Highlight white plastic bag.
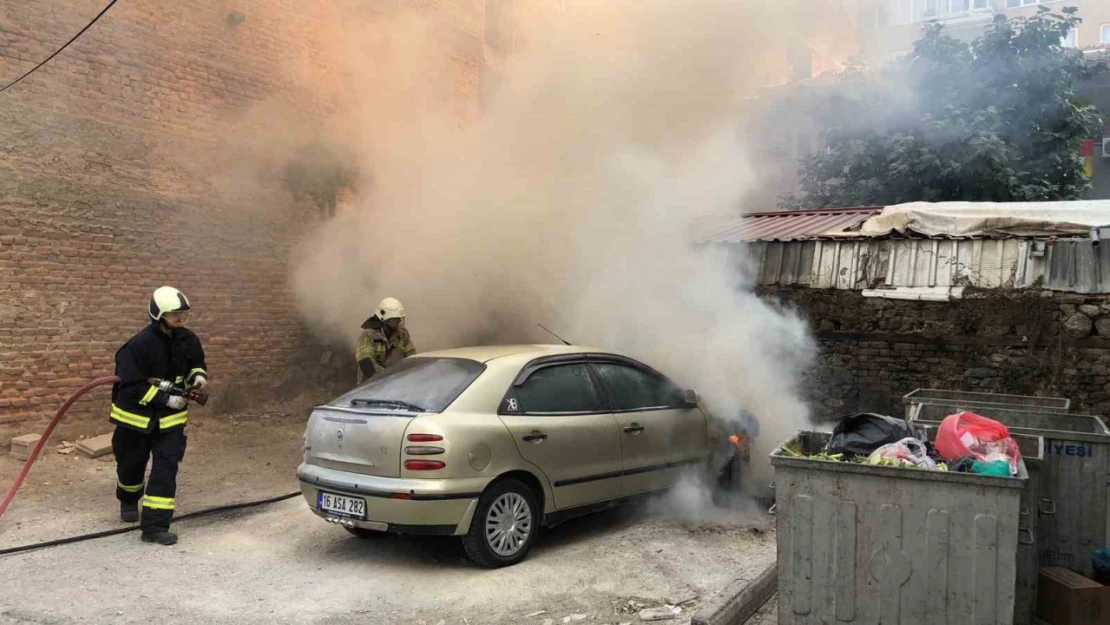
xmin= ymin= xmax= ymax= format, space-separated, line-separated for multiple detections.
xmin=867 ymin=437 xmax=937 ymax=469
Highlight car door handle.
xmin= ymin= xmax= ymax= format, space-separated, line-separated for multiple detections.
xmin=623 ymin=423 xmax=645 ymax=434
xmin=522 ymin=431 xmax=547 ymax=443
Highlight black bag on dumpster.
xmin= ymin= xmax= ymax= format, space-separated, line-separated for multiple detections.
xmin=948 ymin=455 xmax=977 ymax=473
xmin=1094 ymin=548 xmax=1110 ymax=585
xmin=826 ymin=413 xmax=925 ymax=457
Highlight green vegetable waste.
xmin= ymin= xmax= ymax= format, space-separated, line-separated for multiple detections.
xmin=778 ymin=439 xmax=948 ymax=472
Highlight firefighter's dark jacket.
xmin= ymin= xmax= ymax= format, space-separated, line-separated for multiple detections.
xmin=110 ymin=322 xmax=207 ymax=433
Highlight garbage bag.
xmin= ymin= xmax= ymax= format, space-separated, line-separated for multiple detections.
xmin=949 ymin=455 xmax=977 ymax=473
xmin=1093 ymin=548 xmax=1110 ymax=585
xmin=867 ymin=437 xmax=937 ymax=469
xmin=926 ymin=441 xmax=946 ymax=464
xmin=971 ymin=460 xmax=1011 ymax=476
xmin=935 ymin=411 xmax=1020 ymax=475
xmin=827 ymin=413 xmax=924 ymax=457
xmin=1094 ymin=547 xmax=1110 ymax=572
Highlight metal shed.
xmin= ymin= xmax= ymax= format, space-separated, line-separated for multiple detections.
xmin=708 ymin=207 xmax=1110 ymax=295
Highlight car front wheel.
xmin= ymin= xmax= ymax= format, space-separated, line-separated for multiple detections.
xmin=462 ymin=479 xmax=539 ymax=568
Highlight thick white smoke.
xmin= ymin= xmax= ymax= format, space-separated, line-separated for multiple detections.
xmin=291 ymin=0 xmax=845 ymax=489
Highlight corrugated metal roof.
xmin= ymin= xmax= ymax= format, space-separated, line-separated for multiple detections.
xmin=700 ymin=207 xmax=882 ymax=243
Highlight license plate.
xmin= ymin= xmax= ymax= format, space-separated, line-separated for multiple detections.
xmin=317 ymin=491 xmax=366 ymax=519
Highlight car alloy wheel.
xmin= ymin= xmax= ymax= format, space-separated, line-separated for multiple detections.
xmin=485 ymin=492 xmax=532 ymax=557
xmin=462 ymin=479 xmax=540 ymax=568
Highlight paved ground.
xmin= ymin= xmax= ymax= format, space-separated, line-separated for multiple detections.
xmin=1 ymin=410 xmax=776 ymax=625
xmin=745 ymin=596 xmax=777 ymax=625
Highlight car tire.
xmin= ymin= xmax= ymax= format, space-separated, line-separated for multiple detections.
xmin=344 ymin=526 xmax=385 ymax=539
xmin=462 ymin=479 xmax=539 ymax=569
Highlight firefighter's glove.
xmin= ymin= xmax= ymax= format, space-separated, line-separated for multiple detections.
xmin=157 ymin=379 xmax=175 ymax=392
xmin=192 ymin=375 xmax=209 ymax=392
xmin=165 ymin=395 xmax=188 ymax=410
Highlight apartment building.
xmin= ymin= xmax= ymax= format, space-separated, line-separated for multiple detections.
xmin=852 ymin=0 xmax=1110 ymax=60
xmin=745 ymin=0 xmax=1110 ymax=207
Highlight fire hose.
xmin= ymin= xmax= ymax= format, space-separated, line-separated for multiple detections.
xmin=0 ymin=375 xmax=299 ymax=557
xmin=0 ymin=376 xmax=120 ymax=521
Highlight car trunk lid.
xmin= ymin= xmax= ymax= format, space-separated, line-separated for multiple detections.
xmin=304 ymin=407 xmax=415 ymax=478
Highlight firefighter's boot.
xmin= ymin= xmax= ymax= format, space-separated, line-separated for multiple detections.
xmin=120 ymin=502 xmax=139 ymax=523
xmin=141 ymin=531 xmax=178 ymax=546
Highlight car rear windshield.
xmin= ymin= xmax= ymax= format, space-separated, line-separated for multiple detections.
xmin=331 ymin=357 xmax=486 ymax=413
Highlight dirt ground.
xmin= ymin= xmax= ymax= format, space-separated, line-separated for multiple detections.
xmin=0 ymin=405 xmax=776 ymax=625
xmin=0 ymin=402 xmax=315 ymax=548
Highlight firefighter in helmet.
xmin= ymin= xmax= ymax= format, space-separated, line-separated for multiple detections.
xmin=110 ymin=286 xmax=208 ymax=545
xmin=356 ymin=297 xmax=416 ymax=384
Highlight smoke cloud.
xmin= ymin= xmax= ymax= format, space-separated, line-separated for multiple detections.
xmin=291 ymin=0 xmax=855 ymax=486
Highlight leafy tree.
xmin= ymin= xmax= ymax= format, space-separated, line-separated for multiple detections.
xmin=781 ymin=7 xmax=1105 ymax=209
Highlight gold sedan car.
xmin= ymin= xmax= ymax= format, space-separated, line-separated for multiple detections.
xmin=298 ymin=345 xmax=713 ymax=568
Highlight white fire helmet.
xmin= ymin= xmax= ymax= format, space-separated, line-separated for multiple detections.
xmin=377 ymin=297 xmax=406 ymax=321
xmin=149 ymin=286 xmax=191 ymax=321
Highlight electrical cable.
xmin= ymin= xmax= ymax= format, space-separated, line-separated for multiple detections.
xmin=0 ymin=0 xmax=121 ymax=95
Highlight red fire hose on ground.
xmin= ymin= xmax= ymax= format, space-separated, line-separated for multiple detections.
xmin=0 ymin=376 xmax=120 ymax=521
xmin=0 ymin=376 xmax=299 ymax=556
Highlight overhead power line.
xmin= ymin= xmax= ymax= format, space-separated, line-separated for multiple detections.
xmin=0 ymin=0 xmax=121 ymax=95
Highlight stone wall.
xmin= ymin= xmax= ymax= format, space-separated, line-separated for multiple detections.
xmin=762 ymin=286 xmax=1110 ymax=420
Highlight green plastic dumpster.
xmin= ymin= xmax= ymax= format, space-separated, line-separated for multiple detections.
xmin=773 ymin=431 xmax=1028 ymax=625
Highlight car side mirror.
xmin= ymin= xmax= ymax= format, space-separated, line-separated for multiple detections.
xmin=684 ymin=389 xmax=701 ymax=407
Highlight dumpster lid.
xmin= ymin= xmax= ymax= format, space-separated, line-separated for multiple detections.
xmin=904 ymin=388 xmax=1071 ymax=411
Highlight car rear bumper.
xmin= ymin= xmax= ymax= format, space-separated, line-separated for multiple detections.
xmin=297 ymin=462 xmax=489 ymax=536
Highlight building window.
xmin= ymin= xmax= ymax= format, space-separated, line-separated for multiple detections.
xmin=875 ymin=3 xmax=891 ymax=27
xmin=1005 ymin=0 xmax=1059 ymax=7
xmin=794 ymin=131 xmax=813 ymax=160
xmin=944 ymin=0 xmax=989 ymax=11
xmin=891 ymin=0 xmax=911 ymax=24
xmin=1062 ymin=28 xmax=1078 ymax=49
xmin=485 ymin=0 xmax=513 ymax=57
xmin=891 ymin=0 xmax=989 ymax=25
xmin=1101 ymin=24 xmax=1110 ymax=45
xmin=480 ymin=67 xmax=504 ymax=112
xmin=788 ymin=45 xmax=813 ymax=81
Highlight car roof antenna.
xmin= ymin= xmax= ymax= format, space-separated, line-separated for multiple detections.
xmin=537 ymin=323 xmax=572 ymax=346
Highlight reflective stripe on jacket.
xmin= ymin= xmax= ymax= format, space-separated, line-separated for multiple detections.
xmin=110 ymin=322 xmax=207 ymax=433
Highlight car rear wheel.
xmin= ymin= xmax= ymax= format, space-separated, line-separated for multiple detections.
xmin=344 ymin=526 xmax=385 ymax=539
xmin=462 ymin=479 xmax=538 ymax=568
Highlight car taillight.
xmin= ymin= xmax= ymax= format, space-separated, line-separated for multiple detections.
xmin=404 ymin=459 xmax=446 ymax=471
xmin=407 ymin=433 xmax=443 ymax=442
xmin=405 ymin=446 xmax=445 ymax=456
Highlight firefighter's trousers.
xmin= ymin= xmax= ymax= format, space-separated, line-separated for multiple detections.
xmin=113 ymin=425 xmax=187 ymax=534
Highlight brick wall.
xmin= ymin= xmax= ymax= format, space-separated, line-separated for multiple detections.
xmin=763 ymin=286 xmax=1110 ymax=421
xmin=0 ymin=0 xmax=485 ymax=431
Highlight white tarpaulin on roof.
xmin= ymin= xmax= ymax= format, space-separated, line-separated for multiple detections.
xmin=851 ymin=201 xmax=1110 ymax=238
